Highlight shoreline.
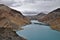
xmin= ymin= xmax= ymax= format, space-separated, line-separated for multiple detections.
xmin=0 ymin=28 xmax=27 ymax=40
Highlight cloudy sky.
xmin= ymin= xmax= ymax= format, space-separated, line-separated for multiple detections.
xmin=0 ymin=0 xmax=60 ymax=15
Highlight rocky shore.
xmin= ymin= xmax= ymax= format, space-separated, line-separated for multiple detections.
xmin=0 ymin=4 xmax=31 ymax=40
xmin=0 ymin=28 xmax=26 ymax=40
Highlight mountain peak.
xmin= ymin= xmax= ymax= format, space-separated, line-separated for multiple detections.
xmin=0 ymin=4 xmax=6 ymax=6
xmin=52 ymin=8 xmax=60 ymax=12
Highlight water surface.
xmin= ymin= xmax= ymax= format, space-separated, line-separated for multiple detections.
xmin=16 ymin=20 xmax=60 ymax=40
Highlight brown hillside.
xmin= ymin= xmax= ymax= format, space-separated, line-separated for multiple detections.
xmin=38 ymin=8 xmax=60 ymax=31
xmin=0 ymin=4 xmax=31 ymax=40
xmin=0 ymin=4 xmax=31 ymax=31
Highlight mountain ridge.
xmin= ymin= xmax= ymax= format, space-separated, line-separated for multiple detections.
xmin=38 ymin=8 xmax=60 ymax=31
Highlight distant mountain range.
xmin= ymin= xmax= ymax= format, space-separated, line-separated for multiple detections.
xmin=23 ymin=11 xmax=38 ymax=16
xmin=26 ymin=12 xmax=47 ymax=20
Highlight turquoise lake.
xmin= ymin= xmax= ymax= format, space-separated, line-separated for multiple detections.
xmin=16 ymin=20 xmax=60 ymax=40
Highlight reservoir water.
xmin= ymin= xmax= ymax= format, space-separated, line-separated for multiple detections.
xmin=16 ymin=20 xmax=60 ymax=40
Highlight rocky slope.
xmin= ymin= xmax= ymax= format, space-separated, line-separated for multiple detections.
xmin=0 ymin=4 xmax=31 ymax=40
xmin=38 ymin=8 xmax=60 ymax=31
xmin=0 ymin=4 xmax=31 ymax=31
xmin=0 ymin=28 xmax=26 ymax=40
xmin=36 ymin=12 xmax=47 ymax=20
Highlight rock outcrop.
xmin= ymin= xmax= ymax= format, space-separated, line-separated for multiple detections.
xmin=0 ymin=28 xmax=26 ymax=40
xmin=38 ymin=8 xmax=60 ymax=31
xmin=0 ymin=4 xmax=31 ymax=31
xmin=0 ymin=4 xmax=31 ymax=40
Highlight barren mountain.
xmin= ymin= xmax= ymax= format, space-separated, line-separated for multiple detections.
xmin=28 ymin=12 xmax=46 ymax=20
xmin=0 ymin=4 xmax=31 ymax=40
xmin=38 ymin=8 xmax=60 ymax=31
xmin=0 ymin=4 xmax=31 ymax=31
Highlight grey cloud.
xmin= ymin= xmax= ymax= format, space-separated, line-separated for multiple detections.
xmin=0 ymin=0 xmax=60 ymax=14
xmin=24 ymin=0 xmax=36 ymax=3
xmin=0 ymin=0 xmax=22 ymax=7
xmin=0 ymin=0 xmax=14 ymax=6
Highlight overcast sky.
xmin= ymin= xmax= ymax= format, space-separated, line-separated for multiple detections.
xmin=0 ymin=0 xmax=60 ymax=15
